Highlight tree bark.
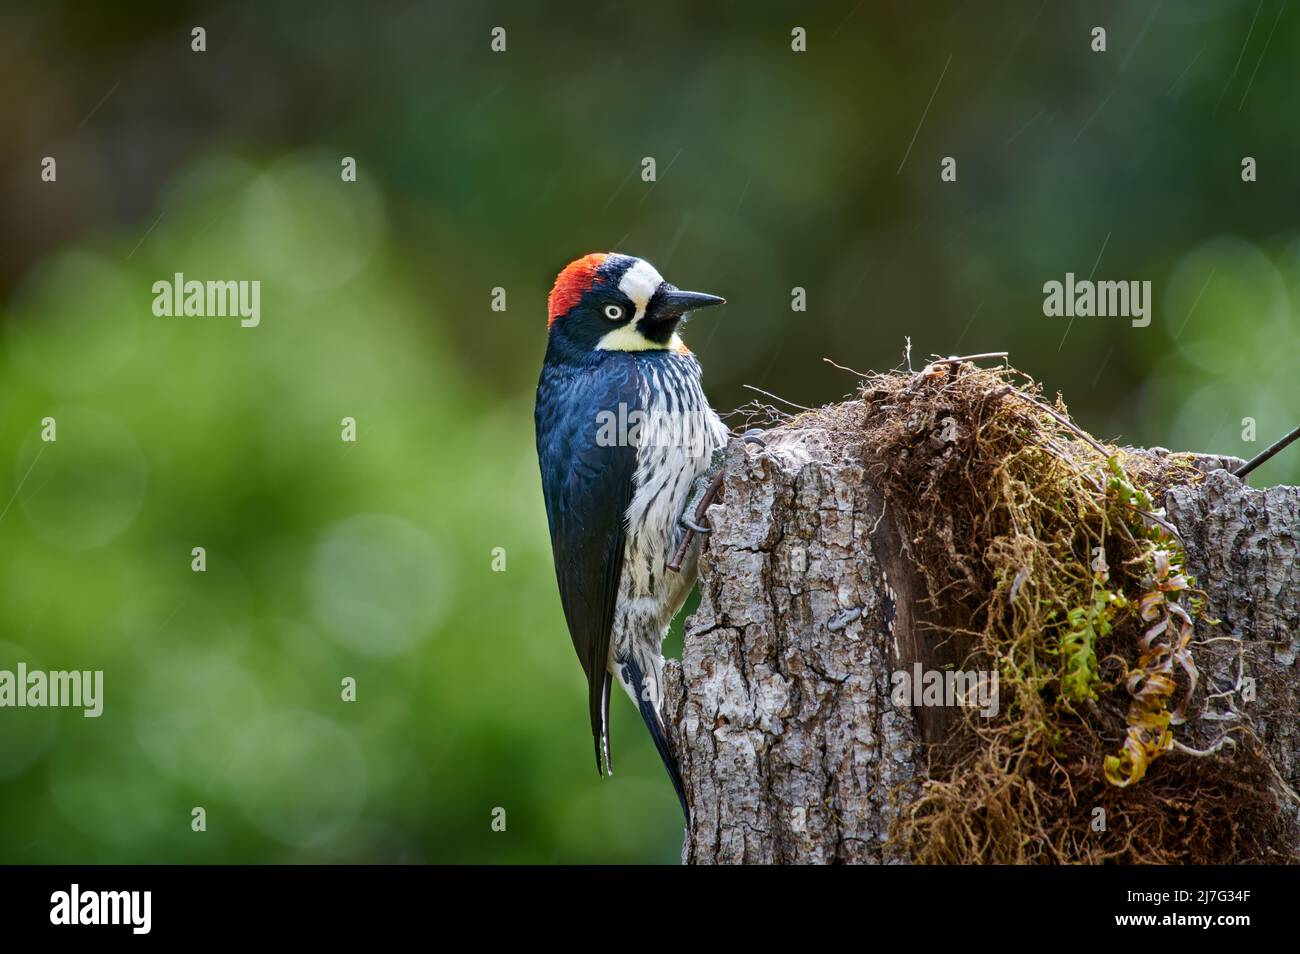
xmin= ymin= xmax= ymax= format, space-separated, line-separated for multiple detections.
xmin=665 ymin=422 xmax=1300 ymax=864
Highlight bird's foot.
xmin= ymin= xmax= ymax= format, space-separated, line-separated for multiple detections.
xmin=680 ymin=513 xmax=711 ymax=534
xmin=679 ymin=434 xmax=762 ymax=537
xmin=668 ymin=450 xmax=726 ymax=572
xmin=678 ymin=447 xmax=725 ymax=535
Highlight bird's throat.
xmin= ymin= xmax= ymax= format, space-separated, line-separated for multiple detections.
xmin=595 ymin=322 xmax=684 ymax=352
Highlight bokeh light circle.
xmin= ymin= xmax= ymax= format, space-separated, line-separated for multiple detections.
xmin=224 ymin=709 xmax=368 ymax=848
xmin=309 ymin=513 xmax=449 ymax=656
xmin=5 ymin=251 xmax=141 ymax=393
xmin=16 ymin=407 xmax=148 ymax=550
xmin=239 ymin=153 xmax=385 ymax=293
xmin=1165 ymin=237 xmax=1288 ymax=378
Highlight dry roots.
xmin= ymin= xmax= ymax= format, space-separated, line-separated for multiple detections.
xmin=797 ymin=357 xmax=1294 ymax=864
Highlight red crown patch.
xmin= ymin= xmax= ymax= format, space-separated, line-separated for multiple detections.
xmin=547 ymin=253 xmax=610 ymax=326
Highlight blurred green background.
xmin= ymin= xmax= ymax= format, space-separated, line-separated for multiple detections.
xmin=1 ymin=1 xmax=1297 ymax=863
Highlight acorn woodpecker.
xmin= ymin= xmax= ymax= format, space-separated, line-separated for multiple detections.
xmin=535 ymin=252 xmax=729 ymax=820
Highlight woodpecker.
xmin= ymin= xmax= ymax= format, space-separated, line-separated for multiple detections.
xmin=535 ymin=252 xmax=729 ymax=820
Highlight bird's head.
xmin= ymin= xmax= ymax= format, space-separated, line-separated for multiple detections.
xmin=546 ymin=253 xmax=725 ymax=354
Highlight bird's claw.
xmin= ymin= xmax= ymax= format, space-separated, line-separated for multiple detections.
xmin=668 ymin=463 xmax=726 ymax=572
xmin=741 ymin=428 xmax=767 ymax=447
xmin=680 ymin=514 xmax=710 ymax=534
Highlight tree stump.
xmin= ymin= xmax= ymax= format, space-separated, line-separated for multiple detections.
xmin=666 ymin=421 xmax=1299 ymax=864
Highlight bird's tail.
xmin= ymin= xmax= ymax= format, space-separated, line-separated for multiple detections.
xmin=591 ymin=670 xmax=612 ymax=776
xmin=624 ymin=657 xmax=691 ymax=825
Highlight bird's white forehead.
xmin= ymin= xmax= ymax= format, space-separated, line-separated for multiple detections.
xmin=617 ymin=259 xmax=664 ymax=311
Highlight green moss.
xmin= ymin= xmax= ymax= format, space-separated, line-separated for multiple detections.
xmin=818 ymin=360 xmax=1279 ymax=863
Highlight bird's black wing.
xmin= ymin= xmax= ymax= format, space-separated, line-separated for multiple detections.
xmin=535 ymin=356 xmax=641 ymax=775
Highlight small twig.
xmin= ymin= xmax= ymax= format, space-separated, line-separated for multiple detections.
xmin=723 ymin=399 xmax=789 ymax=431
xmin=741 ymin=384 xmax=812 ymax=412
xmin=1172 ymin=736 xmax=1237 ymax=757
xmin=1010 ymin=389 xmax=1112 ymax=458
xmin=869 ymin=498 xmax=888 ymax=534
xmin=1232 ymin=423 xmax=1300 ymax=480
xmin=822 ymin=356 xmax=871 ymax=378
xmin=932 ymin=351 xmax=1009 ymax=366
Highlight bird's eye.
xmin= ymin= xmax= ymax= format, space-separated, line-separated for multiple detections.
xmin=603 ymin=304 xmax=625 ymax=321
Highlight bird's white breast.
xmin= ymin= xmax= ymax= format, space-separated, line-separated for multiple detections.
xmin=621 ymin=357 xmax=727 ymax=610
xmin=609 ymin=353 xmax=726 ymax=713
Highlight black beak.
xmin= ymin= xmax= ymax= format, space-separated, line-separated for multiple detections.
xmin=648 ymin=287 xmax=726 ymax=321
